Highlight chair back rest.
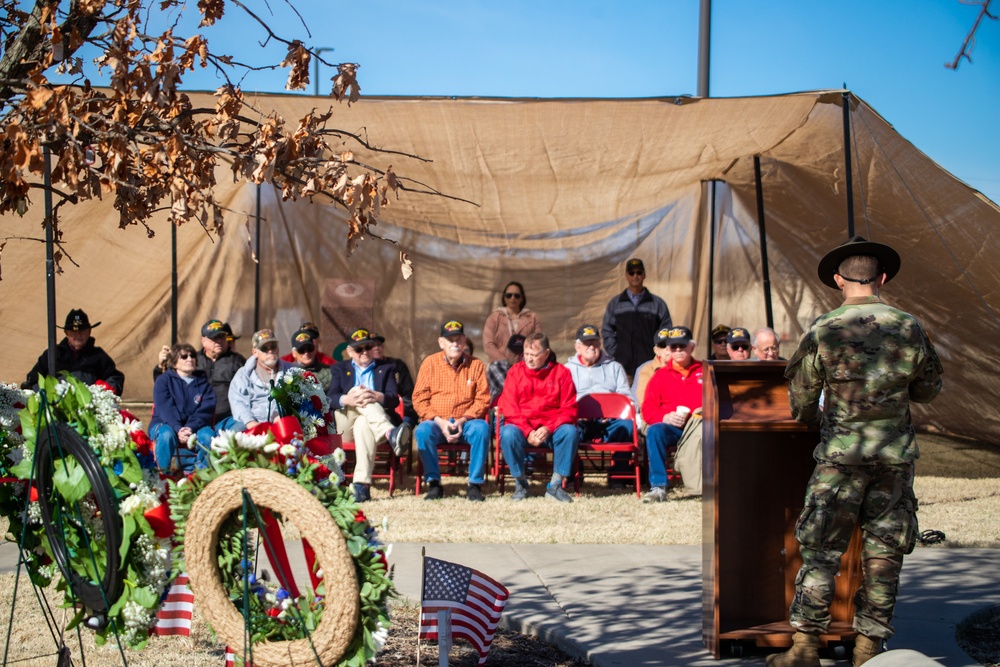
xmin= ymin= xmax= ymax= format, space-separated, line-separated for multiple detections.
xmin=577 ymin=393 xmax=635 ymax=421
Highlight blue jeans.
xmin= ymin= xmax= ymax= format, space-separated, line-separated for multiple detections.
xmin=645 ymin=423 xmax=684 ymax=488
xmin=415 ymin=419 xmax=490 ymax=485
xmin=500 ymin=423 xmax=579 ymax=480
xmin=151 ymin=423 xmax=215 ymax=473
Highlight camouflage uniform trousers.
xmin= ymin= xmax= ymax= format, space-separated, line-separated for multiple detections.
xmin=789 ymin=460 xmax=918 ymax=640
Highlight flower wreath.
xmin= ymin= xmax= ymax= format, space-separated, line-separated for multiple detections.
xmin=1 ymin=375 xmax=171 ymax=649
xmin=168 ymin=414 xmax=394 ymax=667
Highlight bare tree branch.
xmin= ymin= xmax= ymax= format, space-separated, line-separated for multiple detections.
xmin=947 ymin=0 xmax=997 ymax=69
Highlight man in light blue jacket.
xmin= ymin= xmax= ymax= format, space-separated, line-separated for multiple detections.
xmin=566 ymin=324 xmax=636 ymax=484
xmin=228 ymin=329 xmax=294 ymax=430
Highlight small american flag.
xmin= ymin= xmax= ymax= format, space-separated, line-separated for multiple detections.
xmin=419 ymin=556 xmax=510 ymax=665
xmin=224 ymin=647 xmax=235 ymax=667
xmin=153 ymin=574 xmax=194 ymax=636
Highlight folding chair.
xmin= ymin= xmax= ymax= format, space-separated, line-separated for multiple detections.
xmin=574 ymin=393 xmax=642 ymax=498
xmin=339 ymin=402 xmax=406 ymax=496
xmin=492 ymin=408 xmax=569 ymax=495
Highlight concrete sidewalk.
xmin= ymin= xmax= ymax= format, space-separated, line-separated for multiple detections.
xmin=2 ymin=541 xmax=997 ymax=666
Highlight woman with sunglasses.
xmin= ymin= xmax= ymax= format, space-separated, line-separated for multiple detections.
xmin=483 ymin=281 xmax=543 ymax=363
xmin=148 ymin=343 xmax=217 ymax=473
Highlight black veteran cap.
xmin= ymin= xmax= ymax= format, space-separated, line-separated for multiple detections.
xmin=817 ymin=235 xmax=901 ymax=289
xmin=299 ymin=321 xmax=321 ymax=338
xmin=726 ymin=327 xmax=751 ymax=345
xmin=222 ymin=322 xmax=240 ymax=341
xmin=507 ymin=334 xmax=526 ymax=353
xmin=575 ymin=324 xmax=601 ymax=342
xmin=654 ymin=328 xmax=672 ymax=345
xmin=625 ymin=258 xmax=645 ymax=273
xmin=665 ymin=326 xmax=692 ymax=346
xmin=440 ymin=320 xmax=465 ymax=337
xmin=710 ymin=324 xmax=731 ymax=341
xmin=202 ymin=319 xmax=226 ymax=338
xmin=348 ymin=328 xmax=376 ymax=348
xmin=291 ymin=328 xmax=317 ymax=350
xmin=62 ymin=309 xmax=99 ymax=331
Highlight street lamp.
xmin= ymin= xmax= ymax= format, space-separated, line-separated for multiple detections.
xmin=313 ymin=47 xmax=333 ymax=97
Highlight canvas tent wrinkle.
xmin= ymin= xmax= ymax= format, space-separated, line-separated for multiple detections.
xmin=3 ymin=90 xmax=998 ymax=443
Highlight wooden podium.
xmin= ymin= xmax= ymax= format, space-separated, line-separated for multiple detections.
xmin=702 ymin=361 xmax=862 ymax=658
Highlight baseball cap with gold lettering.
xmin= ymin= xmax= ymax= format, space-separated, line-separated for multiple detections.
xmin=348 ymin=328 xmax=376 ymax=348
xmin=726 ymin=327 xmax=751 ymax=346
xmin=291 ymin=328 xmax=317 ymax=350
xmin=440 ymin=320 xmax=465 ymax=337
xmin=252 ymin=329 xmax=278 ymax=350
xmin=666 ymin=326 xmax=693 ymax=346
xmin=201 ymin=319 xmax=226 ymax=338
xmin=575 ymin=324 xmax=601 ymax=343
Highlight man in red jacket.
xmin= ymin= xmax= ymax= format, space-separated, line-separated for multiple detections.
xmin=640 ymin=326 xmax=704 ymax=503
xmin=498 ymin=332 xmax=579 ymax=502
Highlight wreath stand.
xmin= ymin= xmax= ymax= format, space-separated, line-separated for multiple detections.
xmin=2 ymin=394 xmax=130 ymax=667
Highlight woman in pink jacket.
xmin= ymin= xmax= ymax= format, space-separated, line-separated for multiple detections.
xmin=483 ymin=281 xmax=543 ymax=363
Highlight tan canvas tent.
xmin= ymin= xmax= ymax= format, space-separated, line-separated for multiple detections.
xmin=3 ymin=90 xmax=998 ymax=442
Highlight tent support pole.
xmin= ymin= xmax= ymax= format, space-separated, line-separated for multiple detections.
xmin=254 ymin=184 xmax=262 ymax=332
xmin=707 ymin=180 xmax=717 ymax=333
xmin=171 ymin=219 xmax=178 ymax=345
xmin=842 ymin=90 xmax=855 ymax=238
xmin=753 ymin=156 xmax=774 ymax=329
xmin=44 ymin=146 xmax=57 ymax=376
xmin=698 ymin=0 xmax=711 ymax=97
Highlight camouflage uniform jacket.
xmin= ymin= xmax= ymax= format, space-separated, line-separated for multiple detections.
xmin=785 ymin=296 xmax=943 ymax=465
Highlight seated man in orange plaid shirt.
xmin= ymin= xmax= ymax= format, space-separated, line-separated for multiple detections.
xmin=412 ymin=320 xmax=491 ymax=502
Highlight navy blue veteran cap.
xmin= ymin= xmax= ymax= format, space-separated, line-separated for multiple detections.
xmin=726 ymin=327 xmax=751 ymax=345
xmin=440 ymin=320 xmax=465 ymax=337
xmin=665 ymin=326 xmax=693 ymax=346
xmin=654 ymin=328 xmax=672 ymax=345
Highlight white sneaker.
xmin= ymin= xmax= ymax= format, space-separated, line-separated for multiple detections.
xmin=642 ymin=487 xmax=667 ymax=503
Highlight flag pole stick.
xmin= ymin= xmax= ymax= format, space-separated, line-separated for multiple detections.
xmin=417 ymin=547 xmax=424 ymax=666
xmin=438 ymin=609 xmax=451 ymax=667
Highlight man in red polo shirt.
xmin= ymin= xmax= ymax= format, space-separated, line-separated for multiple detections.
xmin=640 ymin=325 xmax=703 ymax=502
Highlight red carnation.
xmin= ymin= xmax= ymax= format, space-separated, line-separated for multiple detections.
xmin=354 ymin=510 xmax=367 ymax=523
xmin=130 ymin=429 xmax=153 ymax=456
xmin=94 ymin=379 xmax=117 ymax=395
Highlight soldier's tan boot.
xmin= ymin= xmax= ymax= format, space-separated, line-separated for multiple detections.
xmin=852 ymin=634 xmax=882 ymax=666
xmin=765 ymin=632 xmax=821 ymax=667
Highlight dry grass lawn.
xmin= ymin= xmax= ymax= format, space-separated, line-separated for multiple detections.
xmin=1 ymin=430 xmax=998 ymax=665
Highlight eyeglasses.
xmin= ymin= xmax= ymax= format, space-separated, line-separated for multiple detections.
xmin=259 ymin=343 xmax=278 ymax=353
xmin=627 ymin=270 xmax=644 ymax=276
xmin=757 ymin=346 xmax=779 ymax=354
xmin=296 ymin=344 xmax=315 ymax=353
xmin=655 ymin=342 xmax=668 ymax=349
xmin=504 ymin=292 xmax=523 ymax=299
xmin=730 ymin=344 xmax=750 ymax=351
xmin=712 ymin=338 xmax=727 ymax=345
xmin=354 ymin=344 xmax=375 ymax=352
xmin=177 ymin=352 xmax=195 ymax=360
xmin=668 ymin=344 xmax=688 ymax=351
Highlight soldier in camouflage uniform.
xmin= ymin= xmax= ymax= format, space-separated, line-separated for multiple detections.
xmin=768 ymin=236 xmax=943 ymax=667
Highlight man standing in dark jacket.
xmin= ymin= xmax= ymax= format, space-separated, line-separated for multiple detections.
xmin=600 ymin=258 xmax=672 ymax=378
xmin=24 ymin=309 xmax=125 ymax=394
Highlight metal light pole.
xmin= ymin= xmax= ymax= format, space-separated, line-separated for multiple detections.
xmin=313 ymin=47 xmax=333 ymax=96
xmin=698 ymin=0 xmax=711 ymax=97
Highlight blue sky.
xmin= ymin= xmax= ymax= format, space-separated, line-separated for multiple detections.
xmin=178 ymin=0 xmax=999 ymax=204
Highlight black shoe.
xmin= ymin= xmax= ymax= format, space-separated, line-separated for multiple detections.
xmin=467 ymin=484 xmax=485 ymax=502
xmin=387 ymin=422 xmax=412 ymax=457
xmin=354 ymin=482 xmax=371 ymax=503
xmin=424 ymin=480 xmax=444 ymax=501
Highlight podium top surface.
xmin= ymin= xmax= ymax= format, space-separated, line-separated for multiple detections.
xmin=705 ymin=360 xmax=811 ymax=431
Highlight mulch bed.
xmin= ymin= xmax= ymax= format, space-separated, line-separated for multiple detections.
xmin=378 ymin=604 xmax=589 ymax=667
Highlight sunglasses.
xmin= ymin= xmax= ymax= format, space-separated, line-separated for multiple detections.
xmin=730 ymin=344 xmax=750 ymax=351
xmin=296 ymin=344 xmax=315 ymax=353
xmin=627 ymin=270 xmax=644 ymax=276
xmin=259 ymin=343 xmax=278 ymax=353
xmin=668 ymin=344 xmax=688 ymax=351
xmin=177 ymin=352 xmax=195 ymax=360
xmin=504 ymin=292 xmax=523 ymax=299
xmin=655 ymin=342 xmax=668 ymax=349
xmin=712 ymin=338 xmax=727 ymax=345
xmin=354 ymin=344 xmax=375 ymax=352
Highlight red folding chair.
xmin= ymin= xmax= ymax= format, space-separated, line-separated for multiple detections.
xmin=574 ymin=393 xmax=642 ymax=498
xmin=339 ymin=402 xmax=407 ymax=496
xmin=413 ymin=397 xmax=498 ymax=495
xmin=492 ymin=407 xmax=569 ymax=495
